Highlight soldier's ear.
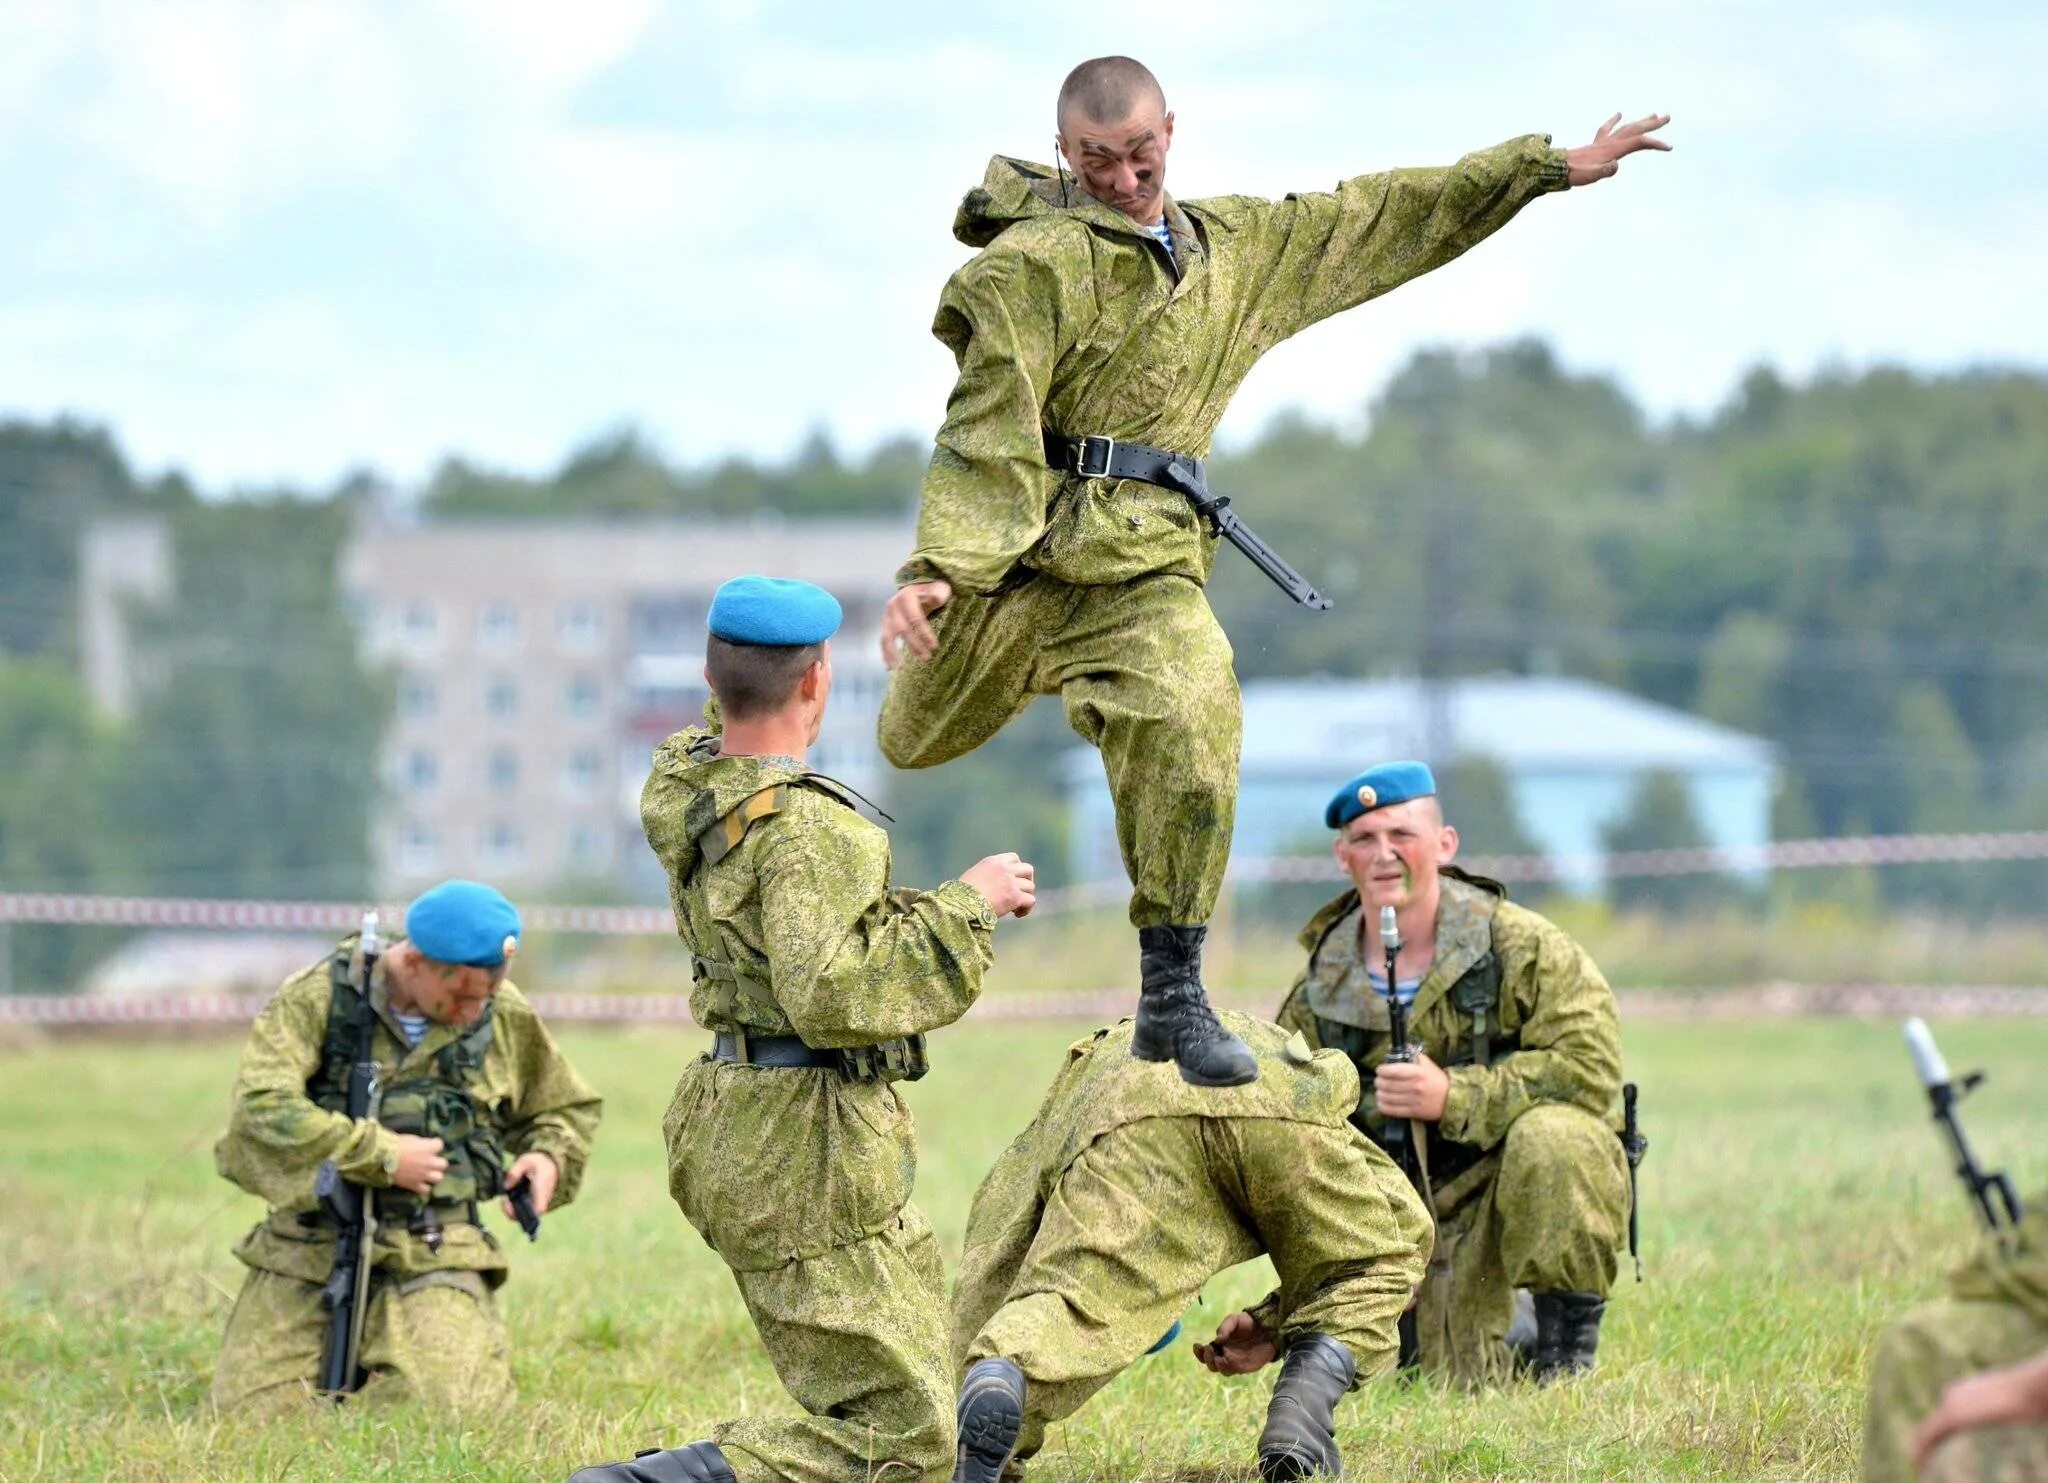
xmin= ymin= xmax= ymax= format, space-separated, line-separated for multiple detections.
xmin=1439 ymin=824 xmax=1460 ymax=863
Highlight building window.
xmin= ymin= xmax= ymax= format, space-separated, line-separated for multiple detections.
xmin=403 ymin=749 xmax=439 ymax=794
xmin=559 ymin=602 xmax=605 ymax=652
xmin=568 ymin=822 xmax=610 ymax=869
xmin=480 ymin=821 xmax=524 ymax=871
xmin=479 ymin=600 xmax=522 ymax=652
xmin=629 ymin=594 xmax=702 ymax=654
xmin=398 ymin=673 xmax=437 ymax=721
xmin=563 ymin=747 xmax=605 ymax=796
xmin=565 ymin=672 xmax=603 ymax=720
xmin=484 ymin=675 xmax=519 ymax=720
xmin=400 ymin=602 xmax=439 ymax=650
xmin=486 ymin=748 xmax=520 ymax=792
xmin=399 ymin=823 xmax=440 ymax=875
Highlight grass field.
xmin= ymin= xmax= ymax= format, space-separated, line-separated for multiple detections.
xmin=3 ymin=1014 xmax=2045 ymax=1481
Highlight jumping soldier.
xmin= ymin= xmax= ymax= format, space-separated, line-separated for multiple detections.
xmin=573 ymin=575 xmax=1035 ymax=1483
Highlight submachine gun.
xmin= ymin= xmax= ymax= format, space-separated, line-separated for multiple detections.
xmin=1902 ymin=1016 xmax=2023 ymax=1244
xmin=316 ymin=911 xmax=383 ymax=1398
xmin=1378 ymin=906 xmax=1426 ymax=1368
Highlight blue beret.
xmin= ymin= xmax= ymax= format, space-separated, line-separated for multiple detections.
xmin=405 ymin=880 xmax=522 ymax=968
xmin=1146 ymin=1318 xmax=1183 ymax=1355
xmin=707 ymin=575 xmax=842 ymax=647
xmin=1325 ymin=760 xmax=1438 ymax=830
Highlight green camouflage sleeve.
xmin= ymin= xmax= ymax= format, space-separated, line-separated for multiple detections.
xmin=1438 ymin=913 xmax=1622 ymax=1149
xmin=1274 ymin=967 xmax=1323 ymax=1047
xmin=214 ymin=972 xmax=400 ymax=1207
xmin=495 ymin=991 xmax=604 ymax=1209
xmin=902 ymin=248 xmax=1083 ymax=592
xmin=1245 ymin=133 xmax=1569 ymax=343
xmin=757 ymin=793 xmax=999 ymax=1046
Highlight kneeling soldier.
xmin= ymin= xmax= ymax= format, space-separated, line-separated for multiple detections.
xmin=211 ymin=879 xmax=603 ymax=1411
xmin=949 ymin=1013 xmax=1430 ymax=1483
xmin=1276 ymin=762 xmax=1632 ymax=1384
xmin=574 ymin=575 xmax=1035 ymax=1483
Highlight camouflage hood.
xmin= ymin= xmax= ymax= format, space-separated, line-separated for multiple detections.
xmin=952 ymin=155 xmax=1167 ymax=249
xmin=639 ymin=725 xmax=817 ymax=882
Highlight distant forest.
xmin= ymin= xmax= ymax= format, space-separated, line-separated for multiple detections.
xmin=5 ymin=342 xmax=2047 ymax=987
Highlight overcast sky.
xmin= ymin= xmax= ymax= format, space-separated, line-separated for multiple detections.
xmin=4 ymin=0 xmax=2044 ymax=491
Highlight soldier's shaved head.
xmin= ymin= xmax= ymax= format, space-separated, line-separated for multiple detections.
xmin=706 ymin=636 xmax=823 ymax=720
xmin=1056 ymin=56 xmax=1166 ymax=131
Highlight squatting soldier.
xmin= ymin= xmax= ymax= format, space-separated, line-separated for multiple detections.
xmin=949 ymin=1013 xmax=1430 ymax=1483
xmin=878 ymin=53 xmax=1671 ymax=1088
xmin=1865 ymin=1194 xmax=2048 ymax=1483
xmin=575 ymin=576 xmax=1036 ymax=1483
xmin=1274 ymin=761 xmax=1632 ymax=1383
xmin=211 ymin=879 xmax=603 ymax=1411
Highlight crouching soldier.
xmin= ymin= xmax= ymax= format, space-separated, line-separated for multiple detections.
xmin=573 ymin=575 xmax=1036 ymax=1483
xmin=1277 ymin=761 xmax=1632 ymax=1385
xmin=948 ymin=1013 xmax=1430 ymax=1483
xmin=211 ymin=879 xmax=603 ymax=1411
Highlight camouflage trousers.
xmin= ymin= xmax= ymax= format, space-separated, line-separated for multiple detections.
xmin=713 ymin=1206 xmax=956 ymax=1483
xmin=211 ymin=1264 xmax=512 ymax=1412
xmin=1864 ymin=1294 xmax=2048 ymax=1483
xmin=1414 ymin=1102 xmax=1630 ymax=1384
xmin=878 ymin=572 xmax=1239 ymax=928
xmin=952 ymin=1113 xmax=1429 ymax=1468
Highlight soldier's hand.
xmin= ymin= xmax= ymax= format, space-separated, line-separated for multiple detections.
xmin=392 ymin=1134 xmax=449 ymax=1194
xmin=961 ymin=852 xmax=1037 ymax=919
xmin=502 ymin=1150 xmax=559 ymax=1219
xmin=1375 ymin=1053 xmax=1451 ymax=1122
xmin=1564 ymin=112 xmax=1672 ymax=186
xmin=881 ymin=579 xmax=953 ymax=669
xmin=1194 ymin=1311 xmax=1279 ymax=1375
xmin=1913 ymin=1351 xmax=2048 ymax=1469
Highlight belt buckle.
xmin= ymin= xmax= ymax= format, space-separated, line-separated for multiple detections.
xmin=1075 ymin=435 xmax=1115 ymax=479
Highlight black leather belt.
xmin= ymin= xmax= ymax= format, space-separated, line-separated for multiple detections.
xmin=713 ymin=1031 xmax=838 ymax=1069
xmin=1044 ymin=430 xmax=1203 ymax=487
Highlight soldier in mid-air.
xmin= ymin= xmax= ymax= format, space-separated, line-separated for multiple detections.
xmin=574 ymin=576 xmax=1036 ymax=1483
xmin=211 ymin=879 xmax=602 ymax=1411
xmin=1271 ymin=761 xmax=1632 ymax=1383
xmin=948 ymin=1013 xmax=1429 ymax=1483
xmin=878 ymin=54 xmax=1670 ymax=1088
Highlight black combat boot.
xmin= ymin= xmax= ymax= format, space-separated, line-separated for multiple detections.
xmin=1132 ymin=925 xmax=1257 ymax=1087
xmin=1256 ymin=1333 xmax=1355 ymax=1481
xmin=569 ymin=1440 xmax=736 ymax=1483
xmin=1529 ymin=1291 xmax=1607 ymax=1382
xmin=954 ymin=1357 xmax=1026 ymax=1483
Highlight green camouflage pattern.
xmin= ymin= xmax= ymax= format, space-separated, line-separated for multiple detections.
xmin=952 ymin=1014 xmax=1431 ymax=1466
xmin=1865 ymin=1198 xmax=2048 ymax=1483
xmin=878 ymin=573 xmax=1237 ymax=926
xmin=642 ymin=720 xmax=1000 ymax=1481
xmin=212 ymin=1267 xmax=511 ymax=1413
xmin=213 ymin=942 xmax=602 ymax=1290
xmin=901 ymin=135 xmax=1569 ymax=593
xmin=1276 ymin=876 xmax=1629 ymax=1382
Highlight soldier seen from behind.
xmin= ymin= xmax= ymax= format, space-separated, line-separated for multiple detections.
xmin=211 ymin=880 xmax=603 ymax=1411
xmin=574 ymin=576 xmax=1036 ymax=1483
xmin=1272 ymin=762 xmax=1633 ymax=1383
xmin=948 ymin=1014 xmax=1430 ymax=1483
xmin=878 ymin=54 xmax=1670 ymax=1089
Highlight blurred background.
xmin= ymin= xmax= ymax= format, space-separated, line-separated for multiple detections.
xmin=5 ymin=0 xmax=2047 ymax=1005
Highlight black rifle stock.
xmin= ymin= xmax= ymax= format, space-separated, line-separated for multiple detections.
xmin=1903 ymin=1016 xmax=2022 ymax=1241
xmin=317 ymin=911 xmax=383 ymax=1397
xmin=1621 ymin=1083 xmax=1647 ymax=1281
xmin=1378 ymin=905 xmax=1425 ymax=1368
xmin=506 ymin=1177 xmax=542 ymax=1242
xmin=1157 ymin=461 xmax=1333 ymax=610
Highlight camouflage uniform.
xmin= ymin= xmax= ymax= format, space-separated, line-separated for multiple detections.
xmin=952 ymin=1014 xmax=1431 ymax=1468
xmin=211 ymin=939 xmax=602 ymax=1411
xmin=1275 ymin=870 xmax=1629 ymax=1383
xmin=1865 ymin=1199 xmax=2048 ymax=1483
xmin=641 ymin=724 xmax=1000 ymax=1483
xmin=883 ymin=137 xmax=1571 ymax=927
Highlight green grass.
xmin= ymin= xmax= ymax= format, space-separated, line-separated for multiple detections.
xmin=3 ymin=1016 xmax=2044 ymax=1480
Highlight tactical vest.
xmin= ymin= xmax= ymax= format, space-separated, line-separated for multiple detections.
xmin=680 ymin=777 xmax=927 ymax=1084
xmin=309 ymin=944 xmax=506 ymax=1222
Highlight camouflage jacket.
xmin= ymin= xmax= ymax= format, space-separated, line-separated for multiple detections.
xmin=1950 ymin=1193 xmax=2048 ymax=1324
xmin=902 ymin=135 xmax=1570 ymax=593
xmin=1276 ymin=872 xmax=1622 ymax=1153
xmin=213 ymin=939 xmax=603 ymax=1285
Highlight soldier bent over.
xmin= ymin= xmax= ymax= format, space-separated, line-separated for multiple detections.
xmin=1274 ymin=762 xmax=1632 ymax=1384
xmin=879 ymin=54 xmax=1671 ymax=1088
xmin=575 ymin=576 xmax=1035 ymax=1483
xmin=212 ymin=879 xmax=602 ymax=1412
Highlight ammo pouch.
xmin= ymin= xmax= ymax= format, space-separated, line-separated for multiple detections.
xmin=837 ymin=1035 xmax=929 ymax=1084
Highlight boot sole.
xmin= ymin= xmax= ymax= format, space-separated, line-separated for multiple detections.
xmin=955 ymin=1370 xmax=1023 ymax=1483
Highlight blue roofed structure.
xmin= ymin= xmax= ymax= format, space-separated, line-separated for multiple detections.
xmin=1060 ymin=675 xmax=1778 ymax=895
